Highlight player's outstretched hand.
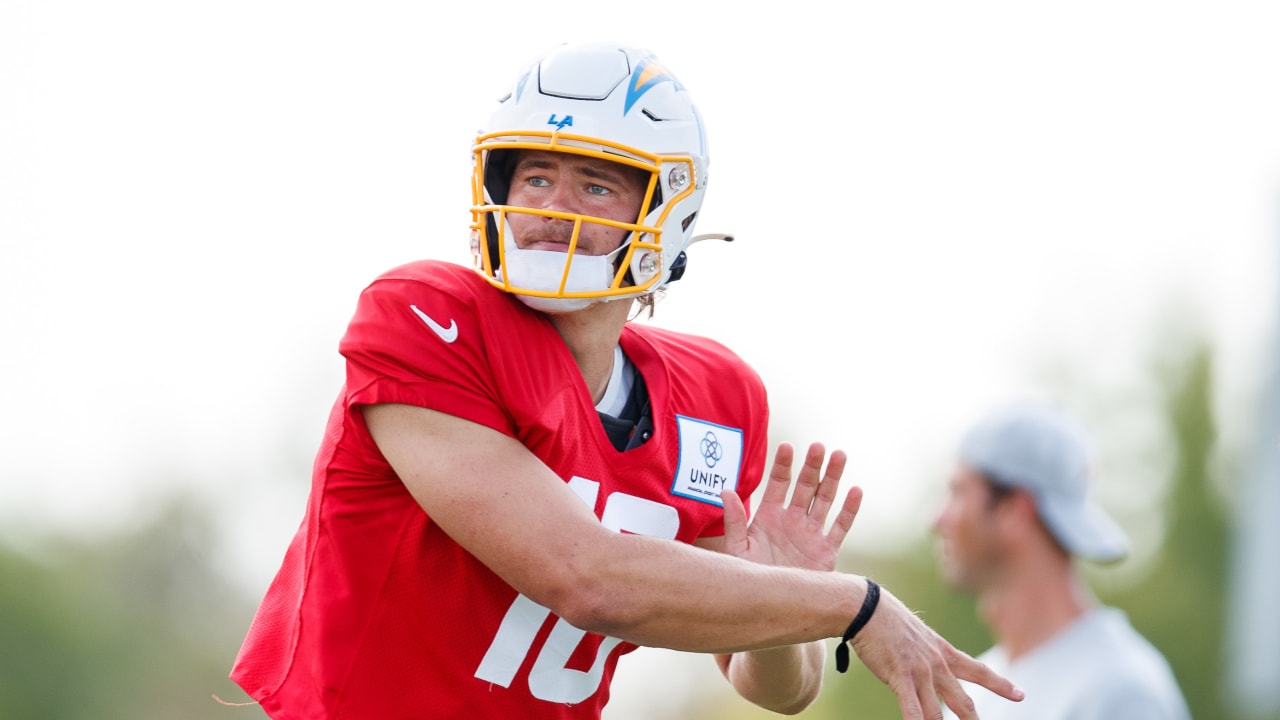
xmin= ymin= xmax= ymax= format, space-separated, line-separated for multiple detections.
xmin=721 ymin=442 xmax=862 ymax=572
xmin=852 ymin=585 xmax=1024 ymax=719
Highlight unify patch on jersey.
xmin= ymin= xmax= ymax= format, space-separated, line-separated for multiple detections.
xmin=671 ymin=415 xmax=742 ymax=506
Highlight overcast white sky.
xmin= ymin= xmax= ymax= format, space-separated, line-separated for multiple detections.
xmin=2 ymin=5 xmax=1278 ymax=701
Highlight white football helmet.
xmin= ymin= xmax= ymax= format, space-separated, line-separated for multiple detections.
xmin=470 ymin=43 xmax=719 ymax=313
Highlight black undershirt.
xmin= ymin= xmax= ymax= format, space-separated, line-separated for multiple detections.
xmin=596 ymin=371 xmax=652 ymax=452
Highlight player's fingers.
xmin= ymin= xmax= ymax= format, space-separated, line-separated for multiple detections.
xmin=808 ymin=447 xmax=847 ymax=523
xmin=947 ymin=645 xmax=1024 ymax=703
xmin=906 ymin=650 xmax=948 ymax=720
xmin=891 ymin=679 xmax=927 ymax=720
xmin=827 ymin=485 xmax=863 ymax=546
xmin=927 ymin=648 xmax=977 ymax=720
xmin=935 ymin=670 xmax=978 ymax=720
xmin=920 ymin=684 xmax=947 ymax=720
xmin=760 ymin=443 xmax=794 ymax=507
xmin=788 ymin=442 xmax=826 ymax=514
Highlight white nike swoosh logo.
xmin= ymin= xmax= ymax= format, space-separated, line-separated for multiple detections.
xmin=410 ymin=304 xmax=458 ymax=343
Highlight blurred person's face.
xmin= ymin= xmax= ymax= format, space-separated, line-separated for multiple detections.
xmin=931 ymin=464 xmax=1011 ymax=592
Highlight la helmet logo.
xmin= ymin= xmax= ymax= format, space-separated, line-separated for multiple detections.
xmin=547 ymin=114 xmax=573 ymax=130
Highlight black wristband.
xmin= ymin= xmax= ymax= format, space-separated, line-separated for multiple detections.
xmin=834 ymin=579 xmax=881 ymax=674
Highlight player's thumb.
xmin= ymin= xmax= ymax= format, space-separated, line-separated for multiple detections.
xmin=720 ymin=490 xmax=749 ymax=555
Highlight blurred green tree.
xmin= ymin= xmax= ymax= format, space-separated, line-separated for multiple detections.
xmin=1106 ymin=339 xmax=1231 ymax=720
xmin=0 ymin=496 xmax=267 ymax=720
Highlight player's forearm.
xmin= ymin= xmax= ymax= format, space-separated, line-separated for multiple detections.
xmin=549 ymin=530 xmax=863 ymax=654
xmin=719 ymin=641 xmax=826 ymax=715
xmin=365 ymin=405 xmax=862 ymax=651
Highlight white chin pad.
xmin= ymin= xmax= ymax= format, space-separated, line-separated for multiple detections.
xmin=515 ymin=294 xmax=595 ymax=314
xmin=499 ymin=228 xmax=629 ymax=313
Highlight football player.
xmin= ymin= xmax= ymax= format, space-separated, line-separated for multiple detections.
xmin=231 ymin=41 xmax=1022 ymax=720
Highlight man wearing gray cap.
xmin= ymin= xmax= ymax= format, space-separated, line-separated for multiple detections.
xmin=933 ymin=401 xmax=1191 ymax=719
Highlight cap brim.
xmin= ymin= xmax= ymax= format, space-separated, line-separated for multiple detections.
xmin=1037 ymin=494 xmax=1130 ymax=564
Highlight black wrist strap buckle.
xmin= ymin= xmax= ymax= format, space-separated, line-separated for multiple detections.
xmin=835 ymin=579 xmax=881 ymax=673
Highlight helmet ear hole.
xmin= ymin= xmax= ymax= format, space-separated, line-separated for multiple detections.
xmin=480 ymin=149 xmax=519 ymax=272
xmin=484 ymin=150 xmax=516 ymax=205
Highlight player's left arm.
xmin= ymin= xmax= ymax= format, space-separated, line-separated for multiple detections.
xmin=696 ymin=442 xmax=863 ymax=714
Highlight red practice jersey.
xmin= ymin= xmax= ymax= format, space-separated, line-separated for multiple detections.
xmin=231 ymin=260 xmax=770 ymax=719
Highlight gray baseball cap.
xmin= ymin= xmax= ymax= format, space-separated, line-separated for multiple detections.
xmin=958 ymin=401 xmax=1130 ymax=563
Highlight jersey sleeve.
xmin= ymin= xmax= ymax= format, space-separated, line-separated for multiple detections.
xmin=338 ymin=267 xmax=515 ymax=437
xmin=740 ymin=380 xmax=770 ymax=512
xmin=718 ymin=376 xmax=769 ymax=535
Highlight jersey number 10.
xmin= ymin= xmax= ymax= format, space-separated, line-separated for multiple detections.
xmin=474 ymin=476 xmax=680 ymax=704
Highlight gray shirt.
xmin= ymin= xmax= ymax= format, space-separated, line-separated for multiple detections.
xmin=947 ymin=607 xmax=1191 ymax=720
